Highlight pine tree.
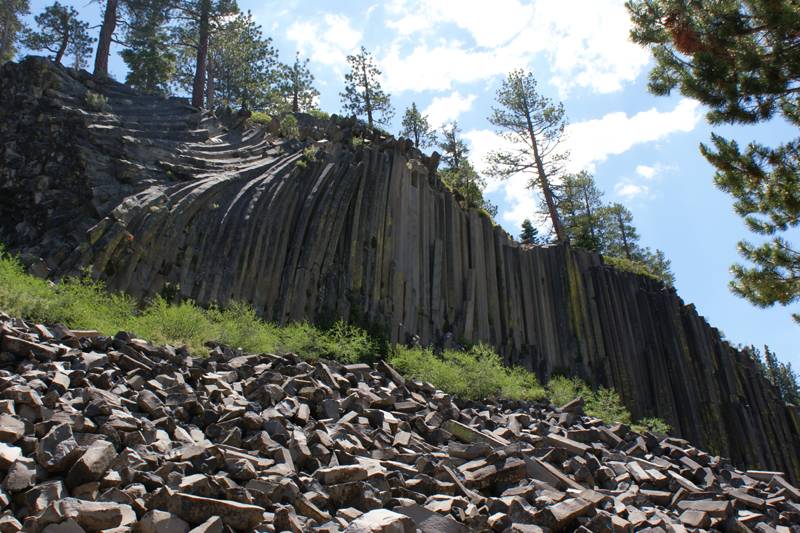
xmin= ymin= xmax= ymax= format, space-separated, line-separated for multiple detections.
xmin=627 ymin=0 xmax=800 ymax=322
xmin=205 ymin=11 xmax=280 ymax=110
xmin=602 ymin=203 xmax=640 ymax=261
xmin=279 ymin=52 xmax=319 ymax=113
xmin=22 ymin=2 xmax=92 ymax=66
xmin=0 ymin=0 xmax=29 ymax=64
xmin=400 ymin=103 xmax=435 ymax=148
xmin=172 ymin=0 xmax=239 ymax=108
xmin=436 ymin=121 xmax=497 ymax=217
xmin=556 ymin=171 xmax=606 ymax=252
xmin=639 ymin=247 xmax=675 ymax=286
xmin=486 ymin=69 xmax=568 ymax=241
xmin=120 ymin=0 xmax=175 ymax=94
xmin=438 ymin=122 xmax=469 ymax=169
xmin=519 ymin=219 xmax=540 ymax=245
xmin=340 ymin=46 xmax=393 ymax=128
xmin=599 ymin=202 xmax=675 ymax=285
xmin=759 ymin=345 xmax=800 ymax=404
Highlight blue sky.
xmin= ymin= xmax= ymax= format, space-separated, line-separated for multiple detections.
xmin=21 ymin=0 xmax=798 ymax=366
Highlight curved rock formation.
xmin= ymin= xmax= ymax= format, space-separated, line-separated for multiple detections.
xmin=1 ymin=58 xmax=798 ymax=479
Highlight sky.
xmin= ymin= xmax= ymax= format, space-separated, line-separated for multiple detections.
xmin=20 ymin=0 xmax=799 ymax=366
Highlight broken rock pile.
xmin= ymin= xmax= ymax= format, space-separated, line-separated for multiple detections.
xmin=0 ymin=313 xmax=797 ymax=532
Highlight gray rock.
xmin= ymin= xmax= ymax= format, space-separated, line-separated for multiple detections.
xmin=35 ymin=424 xmax=80 ymax=473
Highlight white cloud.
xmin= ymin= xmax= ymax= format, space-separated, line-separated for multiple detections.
xmin=380 ymin=41 xmax=527 ymax=93
xmin=422 ymin=91 xmax=477 ymax=128
xmin=635 ymin=164 xmax=657 ymax=179
xmin=381 ymin=0 xmax=650 ymax=94
xmin=286 ymin=14 xmax=362 ymax=67
xmin=564 ymin=98 xmax=703 ymax=172
xmin=615 ymin=182 xmax=650 ymax=200
xmin=462 ymin=98 xmax=704 ymax=228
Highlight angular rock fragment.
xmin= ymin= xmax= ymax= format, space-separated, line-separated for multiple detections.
xmin=344 ymin=509 xmax=415 ymax=532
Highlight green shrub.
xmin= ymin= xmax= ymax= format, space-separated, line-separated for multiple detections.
xmin=206 ymin=301 xmax=281 ymax=353
xmin=585 ymin=386 xmax=632 ymax=426
xmin=632 ymin=417 xmax=671 ymax=435
xmin=390 ymin=343 xmax=545 ymax=401
xmin=319 ymin=320 xmax=377 ymax=364
xmin=308 ymin=109 xmax=330 ymax=120
xmin=279 ymin=114 xmax=299 ymax=139
xmin=351 ymin=136 xmax=364 ymax=149
xmin=128 ymin=296 xmax=212 ymax=352
xmin=546 ymin=375 xmax=592 ymax=408
xmin=603 ymin=255 xmax=661 ymax=283
xmin=85 ymin=91 xmax=111 ymax=112
xmin=546 ymin=374 xmax=669 ymax=433
xmin=250 ymin=111 xmax=272 ymax=125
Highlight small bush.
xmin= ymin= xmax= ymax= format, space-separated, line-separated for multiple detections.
xmin=351 ymin=136 xmax=365 ymax=149
xmin=546 ymin=376 xmax=591 ymax=408
xmin=390 ymin=343 xmax=545 ymax=401
xmin=85 ymin=91 xmax=111 ymax=112
xmin=633 ymin=417 xmax=671 ymax=435
xmin=250 ymin=111 xmax=272 ymax=125
xmin=603 ymin=255 xmax=661 ymax=283
xmin=279 ymin=114 xmax=299 ymax=139
xmin=320 ymin=320 xmax=377 ymax=364
xmin=546 ymin=374 xmax=669 ymax=433
xmin=128 ymin=296 xmax=212 ymax=352
xmin=586 ymin=386 xmax=632 ymax=426
xmin=308 ymin=109 xmax=330 ymax=120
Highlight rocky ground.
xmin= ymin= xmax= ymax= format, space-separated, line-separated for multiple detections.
xmin=0 ymin=313 xmax=797 ymax=532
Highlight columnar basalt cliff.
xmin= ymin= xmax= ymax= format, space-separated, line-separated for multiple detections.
xmin=2 ymin=58 xmax=798 ymax=479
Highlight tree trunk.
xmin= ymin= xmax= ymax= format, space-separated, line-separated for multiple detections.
xmin=54 ymin=31 xmax=68 ymax=65
xmin=206 ymin=57 xmax=215 ymax=110
xmin=582 ymin=188 xmax=596 ymax=245
xmin=191 ymin=0 xmax=211 ymax=109
xmin=362 ymin=61 xmax=372 ymax=128
xmin=292 ymin=68 xmax=299 ymax=112
xmin=616 ymin=211 xmax=632 ymax=259
xmin=520 ymin=85 xmax=565 ymax=242
xmin=93 ymin=0 xmax=118 ymax=78
xmin=528 ymin=129 xmax=565 ymax=242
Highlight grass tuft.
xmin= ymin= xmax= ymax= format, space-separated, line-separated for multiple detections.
xmin=390 ymin=343 xmax=546 ymax=401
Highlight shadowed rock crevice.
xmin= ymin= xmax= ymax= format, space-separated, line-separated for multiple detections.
xmin=1 ymin=58 xmax=798 ymax=480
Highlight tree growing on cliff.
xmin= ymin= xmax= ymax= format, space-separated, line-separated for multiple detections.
xmin=92 ymin=0 xmax=119 ymax=78
xmin=400 ymin=103 xmax=435 ymax=149
xmin=746 ymin=345 xmax=800 ymax=405
xmin=437 ymin=121 xmax=497 ymax=217
xmin=487 ymin=69 xmax=568 ymax=241
xmin=22 ymin=2 xmax=92 ymax=66
xmin=0 ymin=0 xmax=29 ymax=64
xmin=204 ymin=11 xmax=280 ymax=110
xmin=603 ymin=203 xmax=639 ymax=261
xmin=278 ymin=52 xmax=319 ymax=113
xmin=627 ymin=0 xmax=800 ymax=322
xmin=602 ymin=202 xmax=675 ymax=285
xmin=556 ymin=171 xmax=606 ymax=252
xmin=519 ymin=219 xmax=541 ymax=245
xmin=119 ymin=0 xmax=175 ymax=94
xmin=438 ymin=122 xmax=469 ymax=169
xmin=340 ymin=46 xmax=393 ymax=128
xmin=172 ymin=0 xmax=239 ymax=108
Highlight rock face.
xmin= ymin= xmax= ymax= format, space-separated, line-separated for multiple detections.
xmin=1 ymin=57 xmax=798 ymax=479
xmin=0 ymin=313 xmax=798 ymax=532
